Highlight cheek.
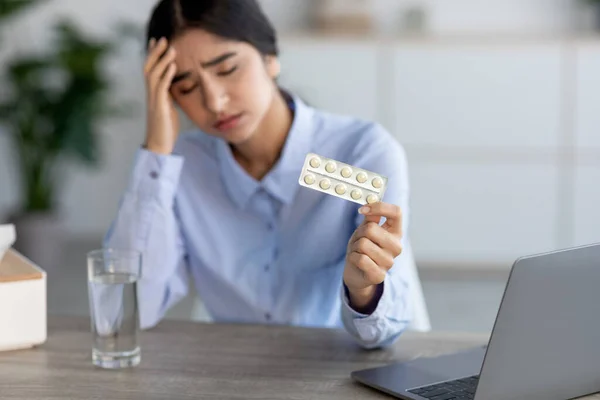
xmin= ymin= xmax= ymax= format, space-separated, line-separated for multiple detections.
xmin=232 ymin=62 xmax=275 ymax=103
xmin=174 ymin=94 xmax=210 ymax=125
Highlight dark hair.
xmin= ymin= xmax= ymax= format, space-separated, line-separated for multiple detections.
xmin=146 ymin=0 xmax=278 ymax=56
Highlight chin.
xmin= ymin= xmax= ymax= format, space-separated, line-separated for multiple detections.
xmin=214 ymin=127 xmax=254 ymax=145
xmin=219 ymin=120 xmax=259 ymax=145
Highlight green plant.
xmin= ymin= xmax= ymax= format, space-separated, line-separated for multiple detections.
xmin=0 ymin=0 xmax=39 ymax=21
xmin=0 ymin=19 xmax=128 ymax=213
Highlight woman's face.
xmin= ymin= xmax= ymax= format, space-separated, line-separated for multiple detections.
xmin=169 ymin=29 xmax=280 ymax=144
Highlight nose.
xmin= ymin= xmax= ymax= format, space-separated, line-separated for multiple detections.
xmin=201 ymin=78 xmax=228 ymax=114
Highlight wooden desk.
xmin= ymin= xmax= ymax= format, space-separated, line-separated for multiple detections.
xmin=0 ymin=316 xmax=598 ymax=399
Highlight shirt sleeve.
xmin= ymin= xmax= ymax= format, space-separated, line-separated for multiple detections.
xmin=339 ymin=125 xmax=414 ymax=349
xmin=103 ymin=148 xmax=189 ymax=329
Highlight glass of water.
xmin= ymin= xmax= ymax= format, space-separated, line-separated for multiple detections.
xmin=87 ymin=249 xmax=141 ymax=369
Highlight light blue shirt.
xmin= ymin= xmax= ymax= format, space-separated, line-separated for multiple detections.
xmin=104 ymin=94 xmax=413 ymax=348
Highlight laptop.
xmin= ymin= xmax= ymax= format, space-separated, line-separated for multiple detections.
xmin=351 ymin=243 xmax=600 ymax=400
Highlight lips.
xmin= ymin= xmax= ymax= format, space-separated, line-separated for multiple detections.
xmin=214 ymin=113 xmax=243 ymax=131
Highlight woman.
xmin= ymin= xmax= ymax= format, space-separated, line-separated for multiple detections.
xmin=105 ymin=0 xmax=412 ymax=349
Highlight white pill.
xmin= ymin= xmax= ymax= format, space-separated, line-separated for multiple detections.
xmin=356 ymin=172 xmax=367 ymax=183
xmin=309 ymin=157 xmax=320 ymax=168
xmin=341 ymin=167 xmax=352 ymax=178
xmin=351 ymin=189 xmax=362 ymax=200
xmin=319 ymin=179 xmax=331 ymax=190
xmin=325 ymin=162 xmax=336 ymax=173
xmin=372 ymin=177 xmax=383 ymax=189
xmin=335 ymin=184 xmax=347 ymax=195
xmin=303 ymin=174 xmax=315 ymax=185
xmin=367 ymin=194 xmax=379 ymax=204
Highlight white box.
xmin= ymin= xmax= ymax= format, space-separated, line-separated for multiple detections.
xmin=0 ymin=248 xmax=47 ymax=352
xmin=0 ymin=224 xmax=15 ymax=261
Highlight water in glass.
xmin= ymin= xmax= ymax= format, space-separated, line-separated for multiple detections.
xmin=87 ymin=249 xmax=141 ymax=369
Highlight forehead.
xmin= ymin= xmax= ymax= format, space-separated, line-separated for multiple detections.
xmin=170 ymin=29 xmax=244 ymax=64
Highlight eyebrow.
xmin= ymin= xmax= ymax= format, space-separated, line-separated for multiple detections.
xmin=172 ymin=71 xmax=191 ymax=85
xmin=201 ymin=51 xmax=237 ymax=68
xmin=171 ymin=52 xmax=237 ymax=85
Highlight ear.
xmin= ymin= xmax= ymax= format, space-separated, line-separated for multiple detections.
xmin=265 ymin=55 xmax=281 ymax=79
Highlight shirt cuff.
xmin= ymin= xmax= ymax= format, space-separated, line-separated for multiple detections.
xmin=341 ymin=275 xmax=392 ymax=341
xmin=128 ymin=148 xmax=184 ymax=207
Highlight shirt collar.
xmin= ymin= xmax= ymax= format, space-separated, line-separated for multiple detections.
xmin=216 ymin=139 xmax=259 ymax=209
xmin=217 ymin=93 xmax=315 ymax=209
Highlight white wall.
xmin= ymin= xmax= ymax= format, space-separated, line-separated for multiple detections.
xmin=0 ymin=0 xmax=594 ymax=243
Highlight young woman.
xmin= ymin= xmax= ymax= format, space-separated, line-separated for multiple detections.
xmin=105 ymin=0 xmax=412 ymax=349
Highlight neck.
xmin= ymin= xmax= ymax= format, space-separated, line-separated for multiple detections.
xmin=231 ymin=89 xmax=293 ymax=180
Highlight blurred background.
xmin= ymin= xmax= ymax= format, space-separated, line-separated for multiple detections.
xmin=1 ymin=0 xmax=599 ymax=333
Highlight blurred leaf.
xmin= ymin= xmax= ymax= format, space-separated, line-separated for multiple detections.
xmin=0 ymin=0 xmax=43 ymax=20
xmin=7 ymin=57 xmax=53 ymax=90
xmin=0 ymin=102 xmax=14 ymax=119
xmin=61 ymin=104 xmax=99 ymax=164
xmin=50 ymin=78 xmax=105 ymax=163
xmin=53 ymin=22 xmax=114 ymax=77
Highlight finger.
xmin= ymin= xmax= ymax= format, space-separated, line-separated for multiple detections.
xmin=353 ymin=237 xmax=395 ymax=271
xmin=356 ymin=222 xmax=403 ymax=257
xmin=366 ymin=224 xmax=402 ymax=257
xmin=348 ymin=222 xmax=366 ymax=247
xmin=348 ymin=252 xmax=386 ymax=285
xmin=144 ymin=37 xmax=169 ymax=76
xmin=158 ymin=63 xmax=177 ymax=94
xmin=145 ymin=37 xmax=167 ymax=71
xmin=149 ymin=46 xmax=176 ymax=88
xmin=359 ymin=202 xmax=402 ymax=235
xmin=361 ymin=214 xmax=382 ymax=226
xmin=349 ymin=221 xmax=378 ymax=247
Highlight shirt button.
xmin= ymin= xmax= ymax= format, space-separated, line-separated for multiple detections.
xmin=265 ymin=313 xmax=271 ymax=321
xmin=264 ymin=265 xmax=270 ymax=272
xmin=150 ymin=171 xmax=159 ymax=179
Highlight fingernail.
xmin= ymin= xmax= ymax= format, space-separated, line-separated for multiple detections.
xmin=358 ymin=206 xmax=370 ymax=215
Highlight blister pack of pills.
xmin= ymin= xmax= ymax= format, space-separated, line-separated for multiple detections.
xmin=298 ymin=153 xmax=388 ymax=205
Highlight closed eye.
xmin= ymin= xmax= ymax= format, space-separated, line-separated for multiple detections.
xmin=217 ymin=66 xmax=237 ymax=77
xmin=177 ymin=65 xmax=237 ymax=95
xmin=179 ymin=84 xmax=198 ymax=95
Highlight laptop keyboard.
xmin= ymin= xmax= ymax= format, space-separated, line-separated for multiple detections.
xmin=407 ymin=375 xmax=479 ymax=400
